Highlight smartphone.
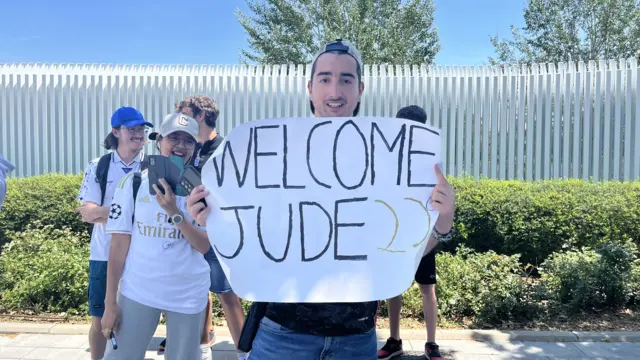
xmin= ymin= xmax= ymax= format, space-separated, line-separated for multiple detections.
xmin=169 ymin=155 xmax=188 ymax=196
xmin=178 ymin=165 xmax=207 ymax=206
xmin=148 ymin=155 xmax=181 ymax=196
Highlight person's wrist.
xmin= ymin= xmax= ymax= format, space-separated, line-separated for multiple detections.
xmin=166 ymin=206 xmax=181 ymax=217
xmin=435 ymin=214 xmax=454 ymax=232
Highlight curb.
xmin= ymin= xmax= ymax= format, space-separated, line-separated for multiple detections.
xmin=1 ymin=323 xmax=640 ymax=342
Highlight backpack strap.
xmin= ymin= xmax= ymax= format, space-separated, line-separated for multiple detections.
xmin=131 ymin=172 xmax=142 ymax=224
xmin=95 ymin=153 xmax=112 ymax=206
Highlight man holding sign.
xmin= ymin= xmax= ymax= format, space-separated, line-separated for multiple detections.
xmin=187 ymin=39 xmax=456 ymax=359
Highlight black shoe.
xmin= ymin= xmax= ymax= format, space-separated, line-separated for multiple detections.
xmin=425 ymin=342 xmax=443 ymax=360
xmin=377 ymin=337 xmax=403 ymax=359
xmin=158 ymin=338 xmax=166 ymax=352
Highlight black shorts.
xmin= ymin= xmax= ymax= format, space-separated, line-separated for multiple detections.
xmin=414 ymin=249 xmax=437 ymax=285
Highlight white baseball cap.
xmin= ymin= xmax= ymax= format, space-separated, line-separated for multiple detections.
xmin=148 ymin=113 xmax=199 ymax=141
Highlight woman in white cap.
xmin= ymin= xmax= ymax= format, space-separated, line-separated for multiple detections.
xmin=101 ymin=113 xmax=212 ymax=360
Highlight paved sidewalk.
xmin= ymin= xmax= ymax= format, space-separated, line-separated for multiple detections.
xmin=2 ymin=333 xmax=640 ymax=359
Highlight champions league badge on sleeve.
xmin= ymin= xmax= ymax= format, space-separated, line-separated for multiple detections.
xmin=109 ymin=204 xmax=122 ymax=220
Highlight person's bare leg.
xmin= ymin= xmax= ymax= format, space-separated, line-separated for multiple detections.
xmin=420 ymin=284 xmax=437 ymax=343
xmin=89 ymin=316 xmax=107 ymax=360
xmin=200 ymin=294 xmax=214 ymax=344
xmin=217 ymin=292 xmax=245 ymax=345
xmin=387 ymin=295 xmax=403 ymax=340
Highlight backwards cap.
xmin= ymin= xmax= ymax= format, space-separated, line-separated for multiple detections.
xmin=311 ymin=39 xmax=363 ymax=69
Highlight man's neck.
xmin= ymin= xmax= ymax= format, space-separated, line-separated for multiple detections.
xmin=198 ymin=126 xmax=217 ymax=144
xmin=116 ymin=148 xmax=138 ymax=165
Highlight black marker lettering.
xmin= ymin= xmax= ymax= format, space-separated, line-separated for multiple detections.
xmin=257 ymin=203 xmax=293 ymax=262
xmin=334 ymin=197 xmax=368 ymax=261
xmin=299 ymin=201 xmax=333 ymax=262
xmin=307 ymin=121 xmax=332 ymax=189
xmin=408 ymin=125 xmax=437 ymax=187
xmin=215 ymin=205 xmax=255 ymax=259
xmin=212 ymin=128 xmax=254 ymax=188
xmin=333 ymin=120 xmax=369 ymax=190
xmin=254 ymin=125 xmax=281 ymax=189
xmin=282 ymin=124 xmax=305 ymax=189
xmin=370 ymin=122 xmax=406 ymax=186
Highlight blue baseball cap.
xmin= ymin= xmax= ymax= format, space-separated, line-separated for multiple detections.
xmin=111 ymin=107 xmax=154 ymax=128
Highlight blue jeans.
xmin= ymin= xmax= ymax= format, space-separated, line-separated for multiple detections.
xmin=204 ymin=246 xmax=232 ymax=294
xmin=248 ymin=316 xmax=377 ymax=360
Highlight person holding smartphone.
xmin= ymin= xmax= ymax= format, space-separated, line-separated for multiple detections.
xmin=157 ymin=95 xmax=247 ymax=360
xmin=101 ymin=113 xmax=211 ymax=360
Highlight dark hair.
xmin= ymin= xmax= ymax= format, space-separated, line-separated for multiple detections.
xmin=174 ymin=95 xmax=220 ymax=129
xmin=396 ymin=105 xmax=427 ymax=124
xmin=103 ymin=132 xmax=119 ymax=150
xmin=309 ymin=51 xmax=362 ymax=117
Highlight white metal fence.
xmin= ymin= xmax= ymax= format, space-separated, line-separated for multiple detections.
xmin=1 ymin=59 xmax=639 ymax=181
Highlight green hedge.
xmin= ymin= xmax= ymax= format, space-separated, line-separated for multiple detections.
xmin=539 ymin=243 xmax=638 ymax=315
xmin=0 ymin=174 xmax=88 ymax=250
xmin=446 ymin=178 xmax=640 ymax=266
xmin=0 ymin=224 xmax=90 ymax=315
xmin=1 ymin=173 xmax=639 ymax=323
xmin=2 ymin=174 xmax=638 ymax=265
xmin=1 ymin=225 xmax=637 ymax=326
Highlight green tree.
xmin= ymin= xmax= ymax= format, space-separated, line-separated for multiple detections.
xmin=235 ymin=0 xmax=440 ymax=65
xmin=490 ymin=0 xmax=640 ymax=64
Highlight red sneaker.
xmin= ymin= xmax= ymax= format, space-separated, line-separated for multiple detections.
xmin=425 ymin=342 xmax=444 ymax=360
xmin=377 ymin=337 xmax=403 ymax=359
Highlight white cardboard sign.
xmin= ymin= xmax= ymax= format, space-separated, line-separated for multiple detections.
xmin=200 ymin=116 xmax=442 ymax=303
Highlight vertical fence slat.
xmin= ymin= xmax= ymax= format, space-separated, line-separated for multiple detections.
xmin=442 ymin=66 xmax=451 ymax=175
xmin=527 ymin=68 xmax=535 ymax=180
xmin=624 ymin=61 xmax=633 ymax=180
xmin=572 ymin=62 xmax=583 ymax=178
xmin=508 ymin=67 xmax=518 ymax=180
xmin=563 ymin=63 xmax=573 ymax=178
xmin=0 ymin=71 xmax=7 ymax=159
xmin=473 ymin=71 xmax=482 ymax=179
xmin=603 ymin=61 xmax=613 ymax=180
xmin=491 ymin=68 xmax=499 ymax=179
xmin=593 ymin=62 xmax=603 ymax=181
xmin=451 ymin=66 xmax=459 ymax=176
xmin=634 ymin=58 xmax=640 ymax=180
xmin=613 ymin=59 xmax=623 ymax=180
xmin=582 ymin=63 xmax=593 ymax=181
xmin=482 ymin=67 xmax=490 ymax=177
xmin=535 ymin=64 xmax=544 ymax=180
xmin=499 ymin=69 xmax=508 ymax=180
xmin=465 ymin=67 xmax=473 ymax=176
xmin=517 ymin=65 xmax=526 ymax=180
xmin=456 ymin=66 xmax=465 ymax=176
xmin=553 ymin=64 xmax=562 ymax=178
xmin=543 ymin=67 xmax=552 ymax=180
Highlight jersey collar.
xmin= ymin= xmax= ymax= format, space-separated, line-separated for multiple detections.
xmin=112 ymin=150 xmax=144 ymax=167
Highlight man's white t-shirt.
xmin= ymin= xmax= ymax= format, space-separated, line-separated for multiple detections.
xmin=105 ymin=170 xmax=210 ymax=314
xmin=78 ymin=152 xmax=143 ymax=261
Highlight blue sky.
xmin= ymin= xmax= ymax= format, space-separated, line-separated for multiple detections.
xmin=0 ymin=0 xmax=524 ymax=66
